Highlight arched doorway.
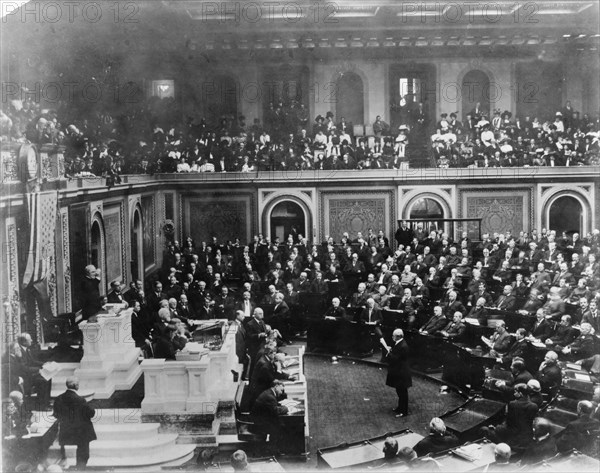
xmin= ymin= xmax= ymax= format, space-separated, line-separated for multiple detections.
xmin=131 ymin=209 xmax=144 ymax=283
xmin=408 ymin=197 xmax=445 ymax=234
xmin=549 ymin=196 xmax=583 ymax=235
xmin=205 ymin=74 xmax=238 ymax=127
xmin=336 ymin=72 xmax=364 ymax=126
xmin=462 ymin=70 xmax=491 ymax=122
xmin=270 ymin=201 xmax=306 ymax=243
xmin=90 ymin=218 xmax=105 ymax=294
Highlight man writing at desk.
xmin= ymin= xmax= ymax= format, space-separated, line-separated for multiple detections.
xmin=251 ymin=380 xmax=291 ymax=455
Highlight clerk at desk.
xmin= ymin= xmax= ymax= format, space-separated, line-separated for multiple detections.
xmin=251 ymin=380 xmax=289 ymax=454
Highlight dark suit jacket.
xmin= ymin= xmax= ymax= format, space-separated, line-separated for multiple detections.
xmin=421 ymin=315 xmax=448 ymax=335
xmin=107 ymin=291 xmax=126 ymax=304
xmin=249 ymin=356 xmax=289 ymax=405
xmin=80 ymin=277 xmax=101 ymax=320
xmin=53 ymin=389 xmax=97 ymax=445
xmin=531 ymin=319 xmax=553 ymax=342
xmin=386 ymin=339 xmax=412 ymax=389
xmin=234 ymin=321 xmax=247 ymax=363
xmin=272 ymin=301 xmax=290 ymax=318
xmin=413 ymin=432 xmax=460 ymax=457
xmin=549 ymin=325 xmax=578 ymax=347
xmin=246 ymin=317 xmax=267 ymax=360
xmin=501 ymin=339 xmax=529 ymax=364
xmin=537 ymin=363 xmax=562 ymax=393
xmin=495 ymin=294 xmax=517 ymax=312
xmin=503 ymin=397 xmax=539 ymax=444
xmin=324 ymin=306 xmax=349 ymax=321
xmin=251 ymin=387 xmax=288 ymax=432
xmin=359 ymin=307 xmax=383 ymax=325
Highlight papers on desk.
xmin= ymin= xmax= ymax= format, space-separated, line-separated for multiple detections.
xmin=40 ymin=361 xmax=59 ymax=381
xmin=280 ymin=399 xmax=300 ymax=408
xmin=286 ymin=368 xmax=300 ymax=377
xmin=531 ymin=341 xmax=546 ymax=348
xmin=465 ymin=318 xmax=480 ymax=326
xmin=574 ymin=373 xmax=591 ymax=381
xmin=452 ymin=443 xmax=482 ymax=462
xmin=566 ymin=362 xmax=581 ymax=370
xmin=284 ymin=358 xmax=299 ymax=368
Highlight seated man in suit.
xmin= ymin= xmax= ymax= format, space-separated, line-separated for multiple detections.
xmin=545 ymin=314 xmax=579 ymax=350
xmin=359 ymin=298 xmax=386 ymax=360
xmin=107 ymin=280 xmax=129 ymax=306
xmin=348 ymin=282 xmax=369 ymax=309
xmin=555 ymin=400 xmax=600 ymax=456
xmin=481 ymin=384 xmax=538 ymax=449
xmin=467 ymin=296 xmax=490 ymax=326
xmin=529 ymin=308 xmax=553 ymax=343
xmin=439 ymin=311 xmax=467 ymax=342
xmin=413 ymin=418 xmax=459 ymax=457
xmin=250 ymin=380 xmax=290 ymax=454
xmin=12 ymin=333 xmax=51 ymax=409
xmin=443 ymin=291 xmax=466 ymax=320
xmin=493 ymin=358 xmax=534 ymax=395
xmin=494 ymin=285 xmax=517 ymax=312
xmin=419 ymin=305 xmax=448 ymax=336
xmin=496 ymin=328 xmax=529 ymax=366
xmin=396 ymin=288 xmax=418 ymax=329
xmin=536 ymin=350 xmax=563 ymax=395
xmin=560 ymin=322 xmax=595 ymax=360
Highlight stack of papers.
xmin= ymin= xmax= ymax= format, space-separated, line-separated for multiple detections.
xmin=280 ymin=399 xmax=300 ymax=408
xmin=453 ymin=443 xmax=482 ymax=462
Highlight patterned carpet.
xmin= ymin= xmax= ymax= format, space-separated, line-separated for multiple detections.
xmin=304 ymin=354 xmax=466 ymax=453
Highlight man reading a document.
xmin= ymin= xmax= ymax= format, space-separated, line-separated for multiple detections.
xmin=384 ymin=329 xmax=412 ymax=417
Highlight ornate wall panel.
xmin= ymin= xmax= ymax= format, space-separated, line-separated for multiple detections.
xmin=459 ymin=188 xmax=533 ymax=236
xmin=103 ymin=204 xmax=126 ymax=284
xmin=3 ymin=217 xmax=21 ymax=345
xmin=59 ymin=208 xmax=72 ymax=312
xmin=320 ymin=190 xmax=395 ymax=241
xmin=141 ymin=196 xmax=156 ymax=272
xmin=183 ymin=194 xmax=255 ymax=244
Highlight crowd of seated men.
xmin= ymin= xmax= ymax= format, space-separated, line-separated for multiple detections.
xmin=2 ymin=91 xmax=599 ymax=177
xmin=431 ymin=102 xmax=600 ymax=168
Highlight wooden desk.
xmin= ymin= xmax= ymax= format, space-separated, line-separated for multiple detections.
xmin=432 ymin=439 xmax=497 ymax=472
xmin=279 ymin=346 xmax=308 ymax=456
xmin=318 ymin=430 xmax=424 ymax=469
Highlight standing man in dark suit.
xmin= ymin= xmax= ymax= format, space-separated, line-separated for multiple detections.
xmin=80 ymin=265 xmax=102 ymax=321
xmin=246 ymin=308 xmax=268 ymax=368
xmin=395 ymin=221 xmax=414 ymax=249
xmin=269 ymin=293 xmax=291 ymax=343
xmin=53 ymin=377 xmax=97 ymax=470
xmin=384 ymin=329 xmax=412 ymax=417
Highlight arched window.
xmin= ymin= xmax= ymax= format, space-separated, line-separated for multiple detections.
xmin=409 ymin=198 xmax=444 ymax=234
xmin=549 ymin=196 xmax=583 ymax=235
xmin=336 ymin=72 xmax=364 ymax=126
xmin=270 ymin=201 xmax=306 ymax=243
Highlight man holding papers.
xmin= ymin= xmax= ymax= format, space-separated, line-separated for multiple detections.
xmin=384 ymin=329 xmax=412 ymax=417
